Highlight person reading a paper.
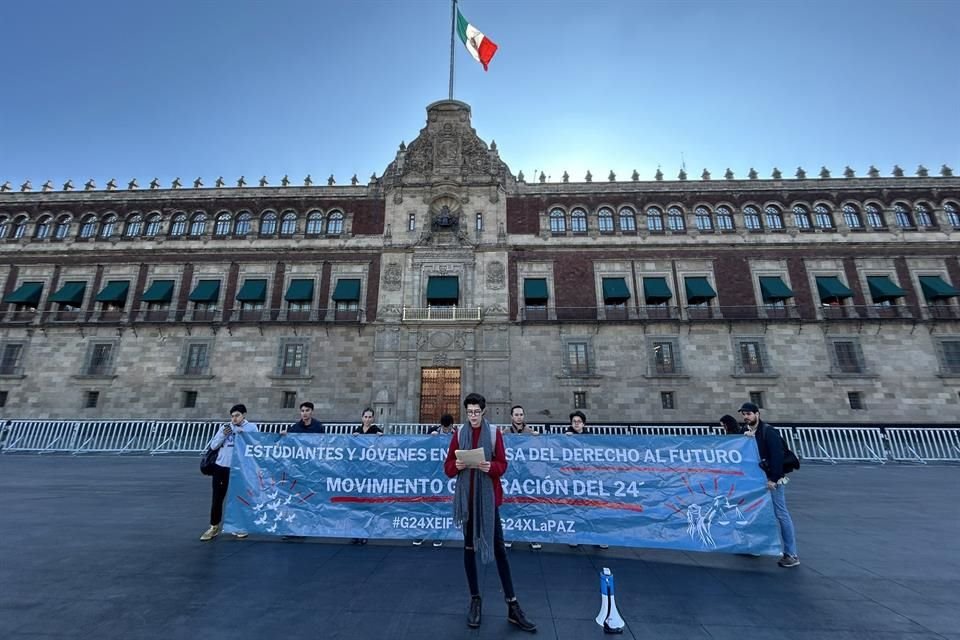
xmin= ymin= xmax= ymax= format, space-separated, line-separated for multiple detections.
xmin=444 ymin=393 xmax=536 ymax=633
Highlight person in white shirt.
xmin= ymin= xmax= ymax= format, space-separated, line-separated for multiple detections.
xmin=200 ymin=403 xmax=259 ymax=541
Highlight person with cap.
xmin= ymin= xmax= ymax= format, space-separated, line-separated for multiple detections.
xmin=739 ymin=401 xmax=799 ymax=567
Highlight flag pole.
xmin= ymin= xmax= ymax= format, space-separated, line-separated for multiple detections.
xmin=448 ymin=0 xmax=457 ymax=100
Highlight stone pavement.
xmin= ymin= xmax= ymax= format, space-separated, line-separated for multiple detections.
xmin=0 ymin=456 xmax=957 ymax=640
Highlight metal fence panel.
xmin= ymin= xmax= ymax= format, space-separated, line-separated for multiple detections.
xmin=793 ymin=426 xmax=886 ymax=463
xmin=886 ymin=428 xmax=960 ymax=463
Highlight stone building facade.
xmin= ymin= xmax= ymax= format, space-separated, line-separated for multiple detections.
xmin=1 ymin=100 xmax=959 ymax=424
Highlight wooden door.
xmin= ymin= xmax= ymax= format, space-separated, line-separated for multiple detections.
xmin=419 ymin=367 xmax=461 ymax=425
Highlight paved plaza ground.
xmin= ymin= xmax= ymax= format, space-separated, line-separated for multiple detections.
xmin=0 ymin=456 xmax=957 ymax=640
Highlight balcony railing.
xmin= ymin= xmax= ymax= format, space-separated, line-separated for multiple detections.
xmin=402 ymin=306 xmax=482 ymax=321
xmin=516 ymin=303 xmax=925 ymax=323
xmin=1 ymin=307 xmax=366 ymax=326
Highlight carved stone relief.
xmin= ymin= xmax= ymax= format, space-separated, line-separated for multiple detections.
xmin=383 ymin=263 xmax=402 ymax=291
xmin=486 ymin=261 xmax=505 ymax=290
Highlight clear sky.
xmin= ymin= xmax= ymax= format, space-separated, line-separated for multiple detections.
xmin=1 ymin=0 xmax=957 ymax=188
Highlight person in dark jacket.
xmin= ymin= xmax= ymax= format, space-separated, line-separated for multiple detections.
xmin=282 ymin=402 xmax=325 ymax=435
xmin=740 ymin=402 xmax=799 ymax=567
xmin=719 ymin=414 xmax=742 ymax=435
xmin=352 ymin=407 xmax=382 ymax=435
xmin=444 ymin=393 xmax=536 ymax=633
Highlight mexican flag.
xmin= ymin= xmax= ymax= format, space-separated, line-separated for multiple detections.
xmin=456 ymin=9 xmax=498 ymax=71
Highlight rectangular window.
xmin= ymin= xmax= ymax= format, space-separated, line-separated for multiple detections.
xmin=0 ymin=390 xmax=7 ymax=407
xmin=408 ymin=213 xmax=416 ymax=231
xmin=87 ymin=343 xmax=114 ymax=376
xmin=0 ymin=344 xmax=24 ymax=375
xmin=833 ymin=341 xmax=864 ymax=373
xmin=939 ymin=340 xmax=960 ymax=374
xmin=740 ymin=342 xmax=764 ymax=374
xmin=183 ymin=390 xmax=198 ymax=408
xmin=283 ymin=391 xmax=297 ymax=409
xmin=653 ymin=341 xmax=676 ymax=374
xmin=573 ymin=391 xmax=587 ymax=409
xmin=661 ymin=391 xmax=675 ymax=409
xmin=848 ymin=391 xmax=865 ymax=410
xmin=749 ymin=391 xmax=765 ymax=409
xmin=476 ymin=212 xmax=483 ymax=232
xmin=85 ymin=390 xmax=100 ymax=408
xmin=184 ymin=343 xmax=209 ymax=376
xmin=282 ymin=343 xmax=305 ymax=376
xmin=567 ymin=342 xmax=589 ymax=375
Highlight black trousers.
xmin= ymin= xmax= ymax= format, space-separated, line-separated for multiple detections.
xmin=463 ymin=507 xmax=515 ymax=600
xmin=210 ymin=464 xmax=230 ymax=526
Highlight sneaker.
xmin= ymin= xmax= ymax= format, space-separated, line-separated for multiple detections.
xmin=596 ymin=544 xmax=609 ymax=550
xmin=232 ymin=532 xmax=248 ymax=539
xmin=568 ymin=543 xmax=580 ymax=549
xmin=200 ymin=524 xmax=221 ymax=541
xmin=412 ymin=539 xmax=425 ymax=546
xmin=530 ymin=542 xmax=542 ymax=550
xmin=432 ymin=540 xmax=444 ymax=548
xmin=778 ymin=554 xmax=800 ymax=568
xmin=504 ymin=541 xmax=513 ymax=549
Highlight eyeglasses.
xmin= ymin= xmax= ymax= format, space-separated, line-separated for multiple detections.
xmin=466 ymin=409 xmax=483 ymax=416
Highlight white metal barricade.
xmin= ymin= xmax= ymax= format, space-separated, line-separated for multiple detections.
xmin=3 ymin=421 xmax=84 ymax=453
xmin=885 ymin=427 xmax=960 ymax=463
xmin=151 ymin=422 xmax=218 ymax=454
xmin=792 ymin=426 xmax=886 ymax=463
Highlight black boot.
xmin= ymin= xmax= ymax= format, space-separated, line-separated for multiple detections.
xmin=467 ymin=595 xmax=482 ymax=628
xmin=507 ymin=599 xmax=537 ymax=633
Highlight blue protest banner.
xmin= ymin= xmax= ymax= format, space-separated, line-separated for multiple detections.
xmin=223 ymin=432 xmax=781 ymax=554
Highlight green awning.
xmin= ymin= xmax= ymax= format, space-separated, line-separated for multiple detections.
xmin=49 ymin=281 xmax=86 ymax=306
xmin=759 ymin=276 xmax=794 ymax=302
xmin=602 ymin=277 xmax=631 ymax=304
xmin=236 ymin=279 xmax=267 ymax=302
xmin=3 ymin=282 xmax=43 ymax=306
xmin=332 ymin=278 xmax=361 ymax=302
xmin=643 ymin=277 xmax=672 ymax=304
xmin=867 ymin=276 xmax=906 ymax=303
xmin=816 ymin=276 xmax=853 ymax=303
xmin=95 ymin=281 xmax=129 ymax=303
xmin=523 ymin=278 xmax=549 ymax=303
xmin=684 ymin=277 xmax=717 ymax=304
xmin=426 ymin=276 xmax=459 ymax=303
xmin=188 ymin=280 xmax=220 ymax=303
xmin=919 ymin=275 xmax=959 ymax=301
xmin=284 ymin=279 xmax=314 ymax=302
xmin=141 ymin=280 xmax=174 ymax=303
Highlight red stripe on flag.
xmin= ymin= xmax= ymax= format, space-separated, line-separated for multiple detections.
xmin=477 ymin=38 xmax=498 ymax=71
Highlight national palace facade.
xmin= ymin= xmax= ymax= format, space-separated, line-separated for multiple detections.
xmin=1 ymin=100 xmax=958 ymax=424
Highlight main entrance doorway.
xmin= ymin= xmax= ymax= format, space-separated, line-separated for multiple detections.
xmin=419 ymin=367 xmax=462 ymax=425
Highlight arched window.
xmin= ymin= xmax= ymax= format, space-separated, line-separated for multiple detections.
xmin=743 ymin=206 xmax=762 ymax=230
xmin=667 ymin=206 xmax=685 ymax=231
xmin=327 ymin=210 xmax=344 ymax=235
xmin=716 ymin=205 xmax=734 ymax=231
xmin=54 ymin=215 xmax=71 ymax=239
xmin=618 ymin=206 xmax=636 ymax=232
xmin=34 ymin=215 xmax=52 ymax=239
xmin=945 ymin=202 xmax=960 ymax=228
xmin=169 ymin=213 xmax=187 ymax=236
xmin=792 ymin=205 xmax=811 ymax=230
xmin=894 ymin=203 xmax=913 ymax=228
xmin=764 ymin=205 xmax=784 ymax=230
xmin=842 ymin=204 xmax=863 ymax=229
xmin=260 ymin=210 xmax=277 ymax=235
xmin=695 ymin=206 xmax=713 ymax=231
xmin=646 ymin=206 xmax=664 ymax=232
xmin=124 ymin=214 xmax=143 ymax=238
xmin=11 ymin=215 xmax=28 ymax=239
xmin=235 ymin=211 xmax=252 ymax=235
xmin=0 ymin=215 xmax=8 ymax=239
xmin=549 ymin=208 xmax=566 ymax=233
xmin=99 ymin=214 xmax=117 ymax=238
xmin=306 ymin=210 xmax=324 ymax=234
xmin=813 ymin=205 xmax=834 ymax=229
xmin=79 ymin=214 xmax=97 ymax=239
xmin=571 ymin=207 xmax=587 ymax=233
xmin=865 ymin=204 xmax=885 ymax=229
xmin=598 ymin=207 xmax=614 ymax=233
xmin=280 ymin=210 xmax=297 ymax=235
xmin=144 ymin=213 xmax=162 ymax=237
xmin=213 ymin=212 xmax=231 ymax=236
xmin=189 ymin=212 xmax=207 ymax=236
xmin=914 ymin=203 xmax=934 ymax=228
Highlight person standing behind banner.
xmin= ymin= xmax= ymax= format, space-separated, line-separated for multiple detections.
xmin=740 ymin=401 xmax=799 ymax=568
xmin=502 ymin=405 xmax=542 ymax=551
xmin=281 ymin=401 xmax=325 ymax=435
xmin=416 ymin=414 xmax=456 ymax=547
xmin=444 ymin=393 xmax=536 ymax=633
xmin=563 ymin=410 xmax=607 ymax=549
xmin=350 ymin=407 xmax=381 ymax=545
xmin=720 ymin=414 xmax=743 ymax=435
xmin=200 ymin=403 xmax=259 ymax=541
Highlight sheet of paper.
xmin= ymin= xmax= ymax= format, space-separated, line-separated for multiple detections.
xmin=455 ymin=447 xmax=486 ymax=467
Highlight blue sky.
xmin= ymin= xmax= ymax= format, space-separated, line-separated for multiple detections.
xmin=1 ymin=0 xmax=957 ymax=188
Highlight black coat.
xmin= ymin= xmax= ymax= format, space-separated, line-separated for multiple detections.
xmin=754 ymin=420 xmax=785 ymax=483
